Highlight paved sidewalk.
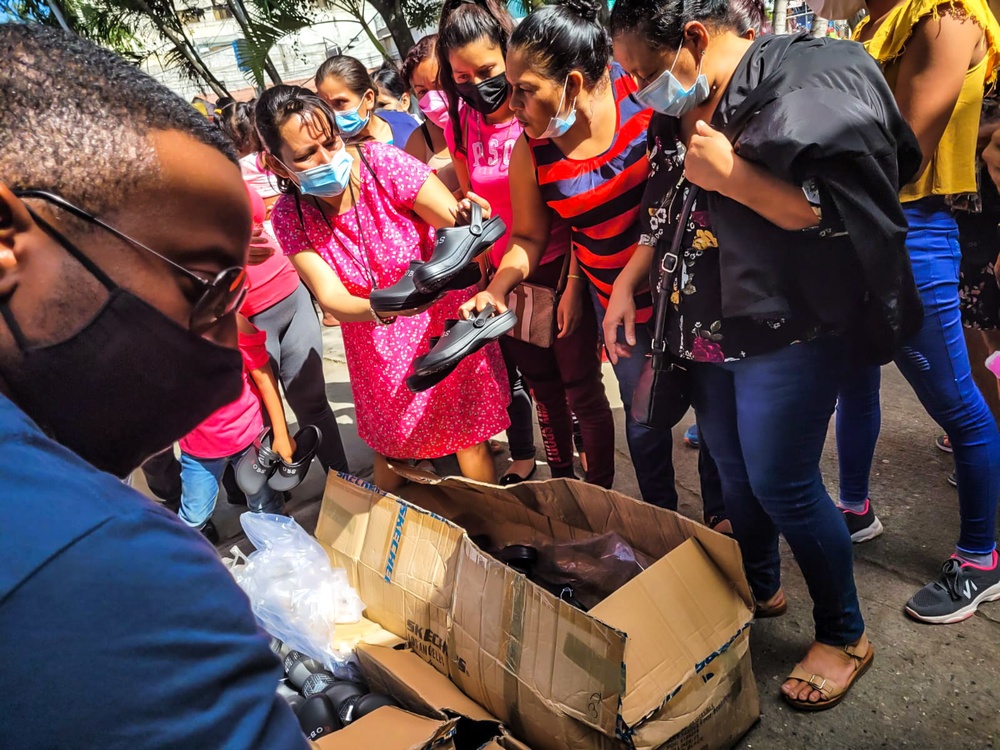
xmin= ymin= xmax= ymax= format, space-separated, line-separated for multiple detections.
xmin=135 ymin=325 xmax=1000 ymax=749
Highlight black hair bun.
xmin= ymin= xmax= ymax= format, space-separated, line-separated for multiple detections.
xmin=559 ymin=0 xmax=601 ymax=23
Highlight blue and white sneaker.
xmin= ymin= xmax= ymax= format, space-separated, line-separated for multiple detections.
xmin=906 ymin=551 xmax=1000 ymax=624
xmin=684 ymin=423 xmax=700 ymax=450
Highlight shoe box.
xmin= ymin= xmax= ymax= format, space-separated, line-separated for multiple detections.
xmin=313 ymin=472 xmax=760 ymax=750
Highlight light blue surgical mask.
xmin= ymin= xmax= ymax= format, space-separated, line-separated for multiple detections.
xmin=334 ymin=99 xmax=371 ymax=136
xmin=635 ymin=42 xmax=710 ymax=118
xmin=540 ymin=77 xmax=578 ymax=139
xmin=282 ymin=146 xmax=354 ymax=198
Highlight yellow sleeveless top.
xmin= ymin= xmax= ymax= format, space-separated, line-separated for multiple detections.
xmin=854 ymin=0 xmax=1000 ymax=202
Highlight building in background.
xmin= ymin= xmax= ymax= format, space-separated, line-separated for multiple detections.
xmin=142 ymin=0 xmax=426 ymax=101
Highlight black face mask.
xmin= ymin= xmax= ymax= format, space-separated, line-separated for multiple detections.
xmin=455 ymin=72 xmax=510 ymax=116
xmin=0 ymin=224 xmax=244 ymax=478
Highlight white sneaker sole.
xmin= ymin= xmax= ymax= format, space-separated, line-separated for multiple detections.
xmin=850 ymin=517 xmax=884 ymax=544
xmin=905 ymin=581 xmax=1000 ymax=624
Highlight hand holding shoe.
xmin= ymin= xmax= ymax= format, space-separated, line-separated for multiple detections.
xmin=450 ymin=191 xmax=492 ymax=225
xmin=271 ymin=432 xmax=297 ymax=464
xmin=459 ymin=288 xmax=507 ymax=319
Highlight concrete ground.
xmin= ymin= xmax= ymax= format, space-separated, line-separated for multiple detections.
xmin=134 ymin=326 xmax=1000 ymax=749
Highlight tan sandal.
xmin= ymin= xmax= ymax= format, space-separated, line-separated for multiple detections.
xmin=783 ymin=635 xmax=874 ymax=712
xmin=754 ymin=589 xmax=787 ymax=619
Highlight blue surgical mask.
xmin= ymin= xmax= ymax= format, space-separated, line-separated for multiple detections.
xmin=284 ymin=147 xmax=354 ymax=198
xmin=334 ymin=99 xmax=371 ymax=136
xmin=540 ymin=77 xmax=578 ymax=139
xmin=635 ymin=42 xmax=710 ymax=118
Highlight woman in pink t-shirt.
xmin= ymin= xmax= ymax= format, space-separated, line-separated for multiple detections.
xmin=256 ymin=86 xmax=510 ymax=492
xmin=437 ymin=0 xmax=615 ymax=489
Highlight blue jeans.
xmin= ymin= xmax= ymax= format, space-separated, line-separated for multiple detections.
xmin=179 ymin=449 xmax=282 ymax=528
xmin=836 ymin=364 xmax=882 ymax=505
xmin=589 ymin=288 xmax=724 ymax=516
xmin=837 ymin=199 xmax=1000 ymax=555
xmin=691 ymin=337 xmax=865 ymax=646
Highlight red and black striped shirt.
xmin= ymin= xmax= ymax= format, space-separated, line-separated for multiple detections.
xmin=526 ymin=65 xmax=653 ymax=322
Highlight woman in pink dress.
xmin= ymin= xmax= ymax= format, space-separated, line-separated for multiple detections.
xmin=257 ymin=86 xmax=510 ymax=491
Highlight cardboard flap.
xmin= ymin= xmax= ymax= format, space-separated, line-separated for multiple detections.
xmin=401 ymin=476 xmax=753 ymax=611
xmin=449 ymin=538 xmax=626 ymax=737
xmin=589 ymin=538 xmax=753 ymax=727
xmin=313 ymin=706 xmax=456 ymax=750
xmin=357 ymin=643 xmax=497 ymax=723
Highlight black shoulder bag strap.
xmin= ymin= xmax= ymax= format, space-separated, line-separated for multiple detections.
xmin=648 ymin=69 xmax=788 ymax=371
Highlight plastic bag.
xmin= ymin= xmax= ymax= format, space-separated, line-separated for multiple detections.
xmin=533 ymin=532 xmax=656 ymax=610
xmin=227 ymin=513 xmax=365 ymax=672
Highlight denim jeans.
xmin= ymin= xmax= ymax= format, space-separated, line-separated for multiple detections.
xmin=589 ymin=287 xmax=725 ymax=515
xmin=179 ymin=449 xmax=282 ymax=528
xmin=691 ymin=337 xmax=865 ymax=646
xmin=837 ymin=199 xmax=1000 ymax=555
xmin=836 ymin=364 xmax=882 ymax=505
xmin=249 ymin=283 xmax=349 ymax=474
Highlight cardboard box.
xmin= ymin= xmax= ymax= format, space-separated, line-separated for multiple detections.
xmin=315 ymin=473 xmax=759 ymax=750
xmin=313 ymin=706 xmax=456 ymax=750
xmin=356 ymin=643 xmax=532 ymax=750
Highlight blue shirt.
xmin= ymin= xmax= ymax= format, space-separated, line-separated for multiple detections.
xmin=377 ymin=109 xmax=419 ymax=148
xmin=0 ymin=394 xmax=308 ymax=749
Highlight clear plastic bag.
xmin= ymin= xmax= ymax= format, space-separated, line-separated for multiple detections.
xmin=227 ymin=513 xmax=365 ymax=672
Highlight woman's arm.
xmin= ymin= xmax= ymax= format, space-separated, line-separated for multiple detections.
xmin=459 ymin=138 xmax=554 ymax=315
xmin=289 ymin=252 xmax=395 ymax=323
xmin=603 ymin=243 xmax=655 ymax=363
xmin=686 ymin=120 xmax=819 ymax=231
xmin=893 ymin=11 xmax=986 ymax=176
xmin=237 ymin=315 xmax=295 ymax=462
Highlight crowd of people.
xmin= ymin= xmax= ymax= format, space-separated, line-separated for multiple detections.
xmin=3 ymin=0 xmax=1000 ymax=742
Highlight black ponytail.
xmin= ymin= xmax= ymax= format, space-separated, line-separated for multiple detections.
xmin=437 ymin=0 xmax=514 ymax=154
xmin=509 ymin=0 xmax=611 ymax=88
xmin=610 ymin=0 xmax=748 ymax=49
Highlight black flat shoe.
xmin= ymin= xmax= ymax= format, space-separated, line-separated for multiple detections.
xmin=369 ymin=260 xmax=481 ymax=314
xmin=413 ymin=202 xmax=506 ymax=294
xmin=236 ymin=427 xmax=280 ymax=494
xmin=408 ymin=304 xmax=517 ymax=392
xmin=498 ymin=465 xmax=537 ymax=486
xmin=268 ymin=425 xmax=323 ymax=492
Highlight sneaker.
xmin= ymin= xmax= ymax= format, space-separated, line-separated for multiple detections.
xmin=905 ymin=552 xmax=1000 ymax=624
xmin=935 ymin=434 xmax=953 ymax=453
xmin=947 ymin=471 xmax=957 ymax=488
xmin=840 ymin=499 xmax=884 ymax=543
xmin=684 ymin=423 xmax=700 ymax=450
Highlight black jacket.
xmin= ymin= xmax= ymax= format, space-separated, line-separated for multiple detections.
xmin=706 ymin=32 xmax=924 ymax=365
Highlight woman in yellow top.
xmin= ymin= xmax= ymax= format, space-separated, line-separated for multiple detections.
xmin=831 ymin=0 xmax=1000 ymax=636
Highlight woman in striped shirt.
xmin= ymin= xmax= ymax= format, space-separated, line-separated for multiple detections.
xmin=459 ymin=0 xmax=726 ymax=524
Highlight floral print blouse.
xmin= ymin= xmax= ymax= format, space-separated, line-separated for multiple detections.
xmin=639 ymin=113 xmax=823 ymax=362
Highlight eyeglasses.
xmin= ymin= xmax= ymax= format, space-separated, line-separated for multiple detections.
xmin=14 ymin=189 xmax=247 ymax=335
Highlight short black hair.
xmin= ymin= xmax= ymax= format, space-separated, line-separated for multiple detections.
xmin=610 ymin=0 xmax=750 ymax=49
xmin=373 ymin=62 xmax=407 ymax=100
xmin=0 ymin=24 xmax=237 ymax=217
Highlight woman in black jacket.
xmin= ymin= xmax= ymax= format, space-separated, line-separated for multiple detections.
xmin=606 ymin=0 xmax=921 ymax=712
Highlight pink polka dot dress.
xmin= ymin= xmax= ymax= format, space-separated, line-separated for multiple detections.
xmin=272 ymin=142 xmax=511 ymax=460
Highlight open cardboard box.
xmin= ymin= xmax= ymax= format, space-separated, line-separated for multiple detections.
xmin=315 ymin=473 xmax=759 ymax=750
xmin=313 ymin=705 xmax=456 ymax=750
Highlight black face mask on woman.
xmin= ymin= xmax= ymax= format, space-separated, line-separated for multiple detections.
xmin=1 ymin=205 xmax=245 ymax=478
xmin=455 ymin=72 xmax=510 ymax=115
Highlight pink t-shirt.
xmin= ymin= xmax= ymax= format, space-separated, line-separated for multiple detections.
xmin=242 ymin=184 xmax=301 ymax=317
xmin=243 ymin=225 xmax=300 ymax=317
xmin=445 ymin=108 xmax=570 ymax=268
xmin=179 ymin=327 xmax=270 ymax=460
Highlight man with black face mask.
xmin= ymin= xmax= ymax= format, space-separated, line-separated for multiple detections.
xmin=0 ymin=25 xmax=309 ymax=749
